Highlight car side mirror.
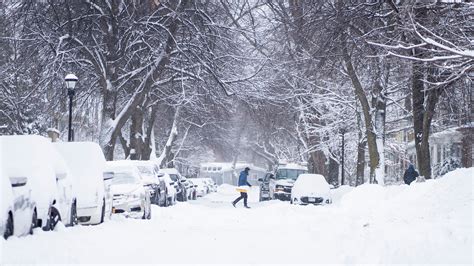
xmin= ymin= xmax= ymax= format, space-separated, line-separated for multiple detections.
xmin=56 ymin=173 xmax=67 ymax=181
xmin=269 ymin=175 xmax=275 ymax=180
xmin=103 ymin=171 xmax=114 ymax=181
xmin=10 ymin=176 xmax=27 ymax=187
xmin=258 ymin=178 xmax=263 ymax=182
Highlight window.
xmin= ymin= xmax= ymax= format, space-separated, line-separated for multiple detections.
xmin=276 ymin=169 xmax=307 ymax=180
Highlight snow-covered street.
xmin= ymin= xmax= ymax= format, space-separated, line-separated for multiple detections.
xmin=1 ymin=168 xmax=472 ymax=265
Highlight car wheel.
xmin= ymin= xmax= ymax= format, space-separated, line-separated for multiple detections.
xmin=100 ymin=199 xmax=105 ymax=223
xmin=46 ymin=207 xmax=61 ymax=231
xmin=3 ymin=212 xmax=13 ymax=240
xmin=69 ymin=201 xmax=78 ymax=227
xmin=29 ymin=209 xmax=37 ymax=234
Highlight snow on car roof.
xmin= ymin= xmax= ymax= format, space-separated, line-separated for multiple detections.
xmin=278 ymin=163 xmax=307 ymax=171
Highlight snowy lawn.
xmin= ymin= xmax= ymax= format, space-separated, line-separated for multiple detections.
xmin=1 ymin=168 xmax=472 ymax=264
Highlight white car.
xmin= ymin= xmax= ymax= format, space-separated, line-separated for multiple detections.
xmin=106 ymin=163 xmax=152 ymax=219
xmin=158 ymin=172 xmax=178 ymax=206
xmin=1 ymin=135 xmax=76 ymax=231
xmin=191 ymin=178 xmax=209 ymax=197
xmin=291 ymin=174 xmax=332 ymax=205
xmin=159 ymin=168 xmax=187 ymax=202
xmin=54 ymin=142 xmax=113 ymax=225
xmin=117 ymin=160 xmax=164 ymax=206
xmin=1 ymin=167 xmax=36 ymax=239
xmin=203 ymin=178 xmax=217 ymax=192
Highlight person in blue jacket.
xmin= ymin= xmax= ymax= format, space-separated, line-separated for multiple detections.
xmin=403 ymin=164 xmax=419 ymax=185
xmin=232 ymin=167 xmax=251 ymax=208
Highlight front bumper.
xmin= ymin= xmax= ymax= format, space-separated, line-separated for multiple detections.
xmin=77 ymin=205 xmax=101 ymax=224
xmin=274 ymin=192 xmax=291 ymax=201
xmin=112 ymin=196 xmax=143 ymax=218
xmin=295 ymin=196 xmax=332 ymax=205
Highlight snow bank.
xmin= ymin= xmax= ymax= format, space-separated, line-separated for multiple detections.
xmin=1 ymin=168 xmax=472 ymax=264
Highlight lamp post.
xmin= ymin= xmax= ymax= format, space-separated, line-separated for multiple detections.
xmin=65 ymin=74 xmax=78 ymax=142
xmin=340 ymin=128 xmax=346 ymax=185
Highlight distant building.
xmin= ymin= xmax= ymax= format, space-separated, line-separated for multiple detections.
xmin=198 ymin=162 xmax=267 ymax=186
xmin=406 ymin=126 xmax=473 ymax=177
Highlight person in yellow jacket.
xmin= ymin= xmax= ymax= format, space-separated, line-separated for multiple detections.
xmin=232 ymin=167 xmax=251 ymax=208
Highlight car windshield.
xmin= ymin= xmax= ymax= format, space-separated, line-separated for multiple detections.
xmin=137 ymin=166 xmax=153 ymax=176
xmin=169 ymin=174 xmax=179 ymax=182
xmin=276 ymin=169 xmax=307 ymax=180
xmin=112 ymin=172 xmax=138 ymax=185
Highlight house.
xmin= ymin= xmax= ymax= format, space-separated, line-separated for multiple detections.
xmin=198 ymin=162 xmax=267 ymax=186
xmin=406 ymin=125 xmax=473 ymax=177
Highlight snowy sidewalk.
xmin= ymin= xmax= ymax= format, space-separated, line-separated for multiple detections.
xmin=1 ymin=168 xmax=472 ymax=264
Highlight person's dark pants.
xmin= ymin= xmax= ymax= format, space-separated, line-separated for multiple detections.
xmin=233 ymin=192 xmax=248 ymax=207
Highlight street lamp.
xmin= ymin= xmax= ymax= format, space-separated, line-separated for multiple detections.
xmin=65 ymin=73 xmax=78 ymax=142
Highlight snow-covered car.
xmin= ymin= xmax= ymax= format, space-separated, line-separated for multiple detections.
xmin=54 ymin=142 xmax=113 ymax=225
xmin=259 ymin=163 xmax=307 ymax=201
xmin=159 ymin=168 xmax=187 ymax=202
xmin=117 ymin=160 xmax=165 ymax=206
xmin=106 ymin=163 xmax=151 ymax=219
xmin=183 ymin=177 xmax=197 ymax=200
xmin=191 ymin=178 xmax=210 ymax=197
xmin=291 ymin=174 xmax=332 ymax=205
xmin=203 ymin=178 xmax=217 ymax=192
xmin=1 ymin=135 xmax=76 ymax=231
xmin=158 ymin=172 xmax=178 ymax=206
xmin=1 ymin=167 xmax=37 ymax=239
xmin=49 ymin=143 xmax=77 ymax=228
xmin=187 ymin=180 xmax=197 ymax=200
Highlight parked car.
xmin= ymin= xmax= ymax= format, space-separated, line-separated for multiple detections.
xmin=158 ymin=172 xmax=178 ymax=206
xmin=117 ymin=160 xmax=165 ymax=206
xmin=54 ymin=142 xmax=113 ymax=225
xmin=1 ymin=167 xmax=37 ymax=239
xmin=159 ymin=168 xmax=187 ymax=202
xmin=203 ymin=178 xmax=217 ymax=192
xmin=1 ymin=135 xmax=76 ymax=231
xmin=187 ymin=180 xmax=197 ymax=200
xmin=259 ymin=163 xmax=307 ymax=201
xmin=191 ymin=178 xmax=210 ymax=197
xmin=106 ymin=163 xmax=152 ymax=219
xmin=290 ymin=174 xmax=332 ymax=205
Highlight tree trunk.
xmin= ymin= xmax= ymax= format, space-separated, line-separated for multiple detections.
xmin=129 ymin=106 xmax=145 ymax=160
xmin=356 ymin=140 xmax=366 ymax=186
xmin=156 ymin=107 xmax=180 ymax=168
xmin=342 ymin=47 xmax=381 ymax=184
xmin=328 ymin=155 xmax=339 ymax=186
xmin=142 ymin=106 xmax=158 ymax=160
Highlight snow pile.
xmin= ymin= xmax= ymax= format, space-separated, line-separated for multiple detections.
xmin=1 ymin=168 xmax=472 ymax=264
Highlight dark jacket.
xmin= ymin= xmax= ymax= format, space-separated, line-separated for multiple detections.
xmin=403 ymin=164 xmax=419 ymax=185
xmin=238 ymin=170 xmax=251 ymax=187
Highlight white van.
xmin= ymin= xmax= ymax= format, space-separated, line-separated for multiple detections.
xmin=54 ymin=142 xmax=113 ymax=225
xmin=1 ymin=135 xmax=76 ymax=230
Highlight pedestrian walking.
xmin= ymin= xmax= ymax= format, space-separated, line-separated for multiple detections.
xmin=232 ymin=167 xmax=251 ymax=208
